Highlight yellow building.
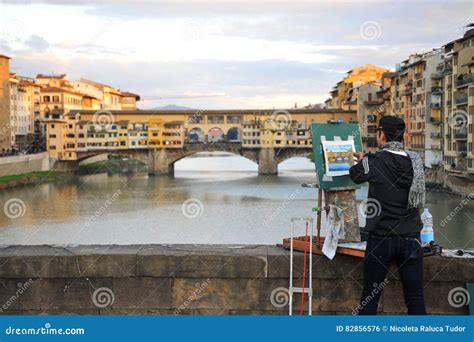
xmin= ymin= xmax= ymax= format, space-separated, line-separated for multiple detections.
xmin=0 ymin=54 xmax=11 ymax=151
xmin=326 ymin=64 xmax=391 ymax=111
xmin=121 ymin=92 xmax=141 ymax=110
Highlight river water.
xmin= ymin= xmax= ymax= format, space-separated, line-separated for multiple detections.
xmin=0 ymin=154 xmax=472 ymax=249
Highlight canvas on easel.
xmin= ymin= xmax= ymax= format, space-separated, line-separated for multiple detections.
xmin=321 ymin=139 xmax=355 ymax=177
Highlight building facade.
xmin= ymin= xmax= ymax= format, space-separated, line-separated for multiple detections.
xmin=442 ymin=28 xmax=474 ymax=175
xmin=0 ymin=55 xmax=11 ymax=151
xmin=45 ymin=109 xmax=357 ymax=160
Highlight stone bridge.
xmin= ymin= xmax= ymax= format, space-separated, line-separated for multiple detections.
xmin=74 ymin=143 xmax=313 ymax=175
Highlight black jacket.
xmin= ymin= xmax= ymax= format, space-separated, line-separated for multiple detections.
xmin=349 ymin=150 xmax=422 ymax=236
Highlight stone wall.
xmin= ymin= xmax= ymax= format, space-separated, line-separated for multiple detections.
xmin=425 ymin=167 xmax=474 ymax=197
xmin=0 ymin=153 xmax=49 ymax=177
xmin=0 ymin=245 xmax=471 ymax=315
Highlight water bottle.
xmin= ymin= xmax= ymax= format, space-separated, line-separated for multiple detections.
xmin=420 ymin=208 xmax=434 ymax=244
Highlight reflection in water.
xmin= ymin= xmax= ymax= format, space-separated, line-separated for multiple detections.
xmin=0 ymin=155 xmax=472 ymax=248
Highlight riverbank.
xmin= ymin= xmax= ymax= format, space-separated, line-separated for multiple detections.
xmin=0 ymin=171 xmax=69 ymax=190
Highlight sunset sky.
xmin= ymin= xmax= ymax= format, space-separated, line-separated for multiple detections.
xmin=1 ymin=0 xmax=473 ymax=109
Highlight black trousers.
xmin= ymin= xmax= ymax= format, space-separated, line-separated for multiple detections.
xmin=357 ymin=233 xmax=427 ymax=315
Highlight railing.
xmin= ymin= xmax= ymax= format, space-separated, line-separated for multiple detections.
xmin=430 ymin=145 xmax=442 ymax=150
xmin=430 ymin=102 xmax=441 ymax=109
xmin=430 ymin=132 xmax=441 ymax=138
xmin=431 ymin=86 xmax=443 ymax=94
xmin=431 ymin=71 xmax=443 ymax=79
xmin=430 ymin=116 xmax=441 ymax=124
xmin=415 ymin=72 xmax=423 ymax=79
xmin=455 ymin=74 xmax=474 ymax=87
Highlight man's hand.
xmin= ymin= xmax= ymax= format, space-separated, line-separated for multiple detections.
xmin=353 ymin=152 xmax=364 ymax=163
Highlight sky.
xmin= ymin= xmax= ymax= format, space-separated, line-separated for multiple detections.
xmin=0 ymin=0 xmax=473 ymax=109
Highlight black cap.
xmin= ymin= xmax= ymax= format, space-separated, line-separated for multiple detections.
xmin=378 ymin=116 xmax=405 ymax=133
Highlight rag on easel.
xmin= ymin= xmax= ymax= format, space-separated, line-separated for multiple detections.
xmin=322 ymin=205 xmax=345 ymax=260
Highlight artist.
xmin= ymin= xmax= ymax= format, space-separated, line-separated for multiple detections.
xmin=349 ymin=116 xmax=426 ymax=315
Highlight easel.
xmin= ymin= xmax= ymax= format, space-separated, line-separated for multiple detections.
xmin=283 ymin=184 xmax=364 ymax=258
xmin=283 ymin=122 xmax=365 ymax=315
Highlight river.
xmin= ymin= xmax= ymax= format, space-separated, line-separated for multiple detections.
xmin=0 ymin=154 xmax=472 ymax=249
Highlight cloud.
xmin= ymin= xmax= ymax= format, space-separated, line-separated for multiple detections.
xmin=1 ymin=0 xmax=473 ymax=109
xmin=25 ymin=34 xmax=49 ymax=52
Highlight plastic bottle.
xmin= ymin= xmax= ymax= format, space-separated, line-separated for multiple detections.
xmin=420 ymin=208 xmax=434 ymax=244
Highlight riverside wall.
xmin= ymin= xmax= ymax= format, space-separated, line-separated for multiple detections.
xmin=0 ymin=244 xmax=471 ymax=315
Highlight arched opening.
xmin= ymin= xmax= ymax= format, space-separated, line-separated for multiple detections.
xmin=174 ymin=151 xmax=258 ymax=178
xmin=278 ymin=155 xmax=314 ymax=174
xmin=207 ymin=127 xmax=225 ymax=143
xmin=227 ymin=127 xmax=241 ymax=142
xmin=78 ymin=152 xmax=148 ymax=174
xmin=188 ymin=127 xmax=205 ymax=143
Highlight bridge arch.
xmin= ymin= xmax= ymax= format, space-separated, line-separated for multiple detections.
xmin=188 ymin=127 xmax=205 ymax=143
xmin=207 ymin=127 xmax=225 ymax=143
xmin=227 ymin=127 xmax=241 ymax=142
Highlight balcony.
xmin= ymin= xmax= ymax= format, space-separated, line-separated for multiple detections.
xmin=430 ymin=132 xmax=441 ymax=139
xmin=455 ymin=95 xmax=468 ymax=105
xmin=454 ymin=128 xmax=467 ymax=140
xmin=455 ymin=74 xmax=474 ymax=88
xmin=430 ymin=116 xmax=441 ymax=124
xmin=430 ymin=145 xmax=442 ymax=151
xmin=443 ymin=66 xmax=453 ymax=75
xmin=431 ymin=86 xmax=443 ymax=94
xmin=414 ymin=72 xmax=423 ymax=79
xmin=430 ymin=102 xmax=441 ymax=109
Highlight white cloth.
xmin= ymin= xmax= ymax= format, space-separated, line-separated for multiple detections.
xmin=322 ymin=205 xmax=345 ymax=260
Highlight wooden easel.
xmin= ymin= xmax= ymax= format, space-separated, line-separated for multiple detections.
xmin=282 ymin=184 xmax=364 ymax=258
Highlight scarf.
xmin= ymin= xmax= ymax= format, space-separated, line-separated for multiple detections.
xmin=381 ymin=141 xmax=425 ymax=209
